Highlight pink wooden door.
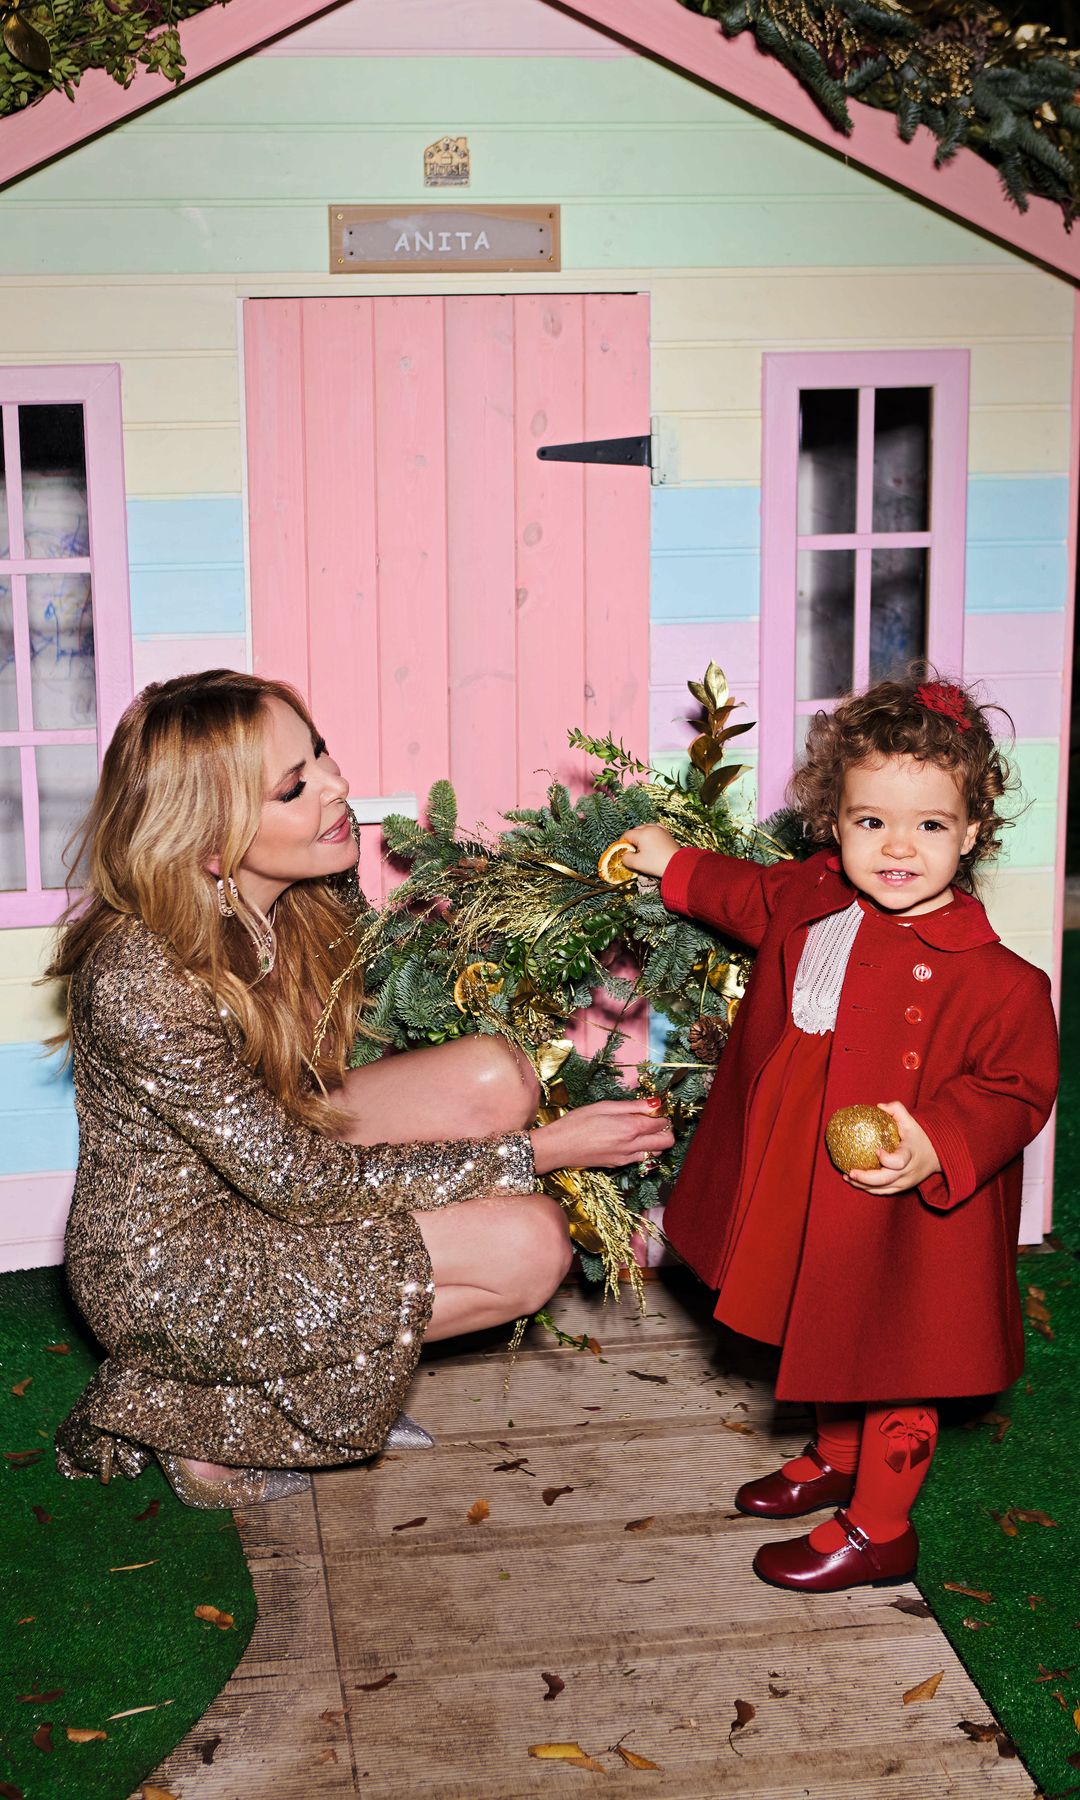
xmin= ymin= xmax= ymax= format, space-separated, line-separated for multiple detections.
xmin=244 ymin=295 xmax=649 ymax=892
xmin=244 ymin=294 xmax=651 ymax=1053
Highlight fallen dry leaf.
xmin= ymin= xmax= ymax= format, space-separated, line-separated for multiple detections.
xmin=0 ymin=1783 xmax=24 ymax=1799
xmin=1028 ymin=1284 xmax=1046 ymax=1301
xmin=542 ymin=1486 xmax=574 ymax=1506
xmin=315 ymin=1748 xmax=339 ymax=1766
xmin=356 ymin=1672 xmax=397 ymax=1692
xmin=721 ymin=1419 xmax=756 ymax=1436
xmin=134 ymin=1500 xmax=161 ymax=1522
xmin=31 ymin=1724 xmax=54 ymax=1754
xmin=624 ymin=1515 xmax=655 ymax=1532
xmin=107 ymin=1702 xmax=174 ymax=1720
xmin=320 ymin=1709 xmax=346 ymax=1725
xmin=768 ymin=1683 xmax=790 ymax=1698
xmin=1052 ymin=1691 xmax=1069 ymax=1710
xmin=17 ymin=1690 xmax=63 ymax=1703
xmin=944 ymin=1582 xmax=993 ymax=1604
xmin=110 ymin=1560 xmax=159 ymax=1573
xmin=615 ymin=1746 xmax=660 ymax=1769
xmin=44 ymin=1343 xmax=70 ymax=1355
xmin=731 ymin=1699 xmax=756 ymax=1732
xmin=10 ymin=1377 xmax=31 ymax=1397
xmin=903 ymin=1672 xmax=945 ymax=1705
xmin=65 ymin=1728 xmax=107 ymax=1744
xmin=616 ymin=1576 xmax=655 ymax=1584
xmin=3 ymin=1450 xmax=43 ymax=1468
xmin=1035 ymin=1665 xmax=1075 ymax=1683
xmin=1029 ymin=1596 xmax=1046 ymax=1610
xmin=467 ymin=1499 xmax=490 ymax=1525
xmin=962 ymin=1617 xmax=991 ymax=1631
xmin=1069 ymin=1751 xmax=1080 ymax=1769
xmin=30 ymin=1505 xmax=51 ymax=1526
xmin=492 ymin=1458 xmax=532 ymax=1475
xmin=991 ymin=1509 xmax=1019 ymax=1538
xmin=194 ymin=1605 xmax=235 ymax=1630
xmin=627 ymin=1369 xmax=668 ymax=1385
xmin=889 ymin=1596 xmax=932 ymax=1618
xmin=199 ymin=1736 xmax=221 ymax=1765
xmin=1012 ymin=1508 xmax=1058 ymax=1528
xmin=391 ymin=1516 xmax=427 ymax=1532
xmin=1074 ymin=1704 xmax=1080 ymax=1733
xmin=528 ymin=1742 xmax=603 ymax=1770
xmin=957 ymin=1720 xmax=1000 ymax=1743
xmin=142 ymin=1788 xmax=181 ymax=1800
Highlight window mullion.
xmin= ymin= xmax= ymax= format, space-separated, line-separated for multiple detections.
xmin=853 ymin=547 xmax=872 ymax=690
xmin=855 ymin=387 xmax=875 ymax=535
xmin=18 ymin=742 xmax=42 ymax=898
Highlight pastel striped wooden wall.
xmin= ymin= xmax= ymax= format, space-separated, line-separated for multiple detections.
xmin=244 ymin=293 xmax=651 ymax=904
xmin=0 ymin=1 xmax=1074 ymax=1261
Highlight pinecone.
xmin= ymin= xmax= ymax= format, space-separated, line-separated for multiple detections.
xmin=689 ymin=1015 xmax=729 ymax=1064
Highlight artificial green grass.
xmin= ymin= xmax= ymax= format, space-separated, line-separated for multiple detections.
xmin=0 ymin=1266 xmax=255 ymax=1800
xmin=913 ymin=931 xmax=1080 ymax=1799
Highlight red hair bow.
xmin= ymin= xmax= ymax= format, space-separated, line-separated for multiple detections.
xmin=914 ymin=681 xmax=971 ymax=732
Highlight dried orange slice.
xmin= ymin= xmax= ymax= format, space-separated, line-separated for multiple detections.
xmin=452 ymin=961 xmax=504 ymax=1013
xmin=597 ymin=840 xmax=635 ymax=884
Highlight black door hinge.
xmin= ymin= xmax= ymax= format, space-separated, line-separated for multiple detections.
xmin=537 ymin=434 xmax=651 ymax=467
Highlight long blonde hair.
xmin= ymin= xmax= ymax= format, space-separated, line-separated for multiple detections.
xmin=46 ymin=670 xmax=365 ymax=1131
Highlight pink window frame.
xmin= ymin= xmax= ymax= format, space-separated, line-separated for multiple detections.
xmin=0 ymin=364 xmax=132 ymax=926
xmin=758 ymin=349 xmax=969 ymax=819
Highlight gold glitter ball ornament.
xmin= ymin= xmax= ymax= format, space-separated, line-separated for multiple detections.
xmin=825 ymin=1104 xmax=901 ymax=1173
xmin=597 ymin=840 xmax=635 ymax=884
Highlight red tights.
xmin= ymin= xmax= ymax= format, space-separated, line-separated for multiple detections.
xmin=783 ymin=1401 xmax=939 ymax=1548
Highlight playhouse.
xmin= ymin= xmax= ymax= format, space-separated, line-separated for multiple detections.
xmin=0 ymin=0 xmax=1075 ymax=1267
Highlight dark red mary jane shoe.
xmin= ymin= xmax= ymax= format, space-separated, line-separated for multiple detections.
xmin=752 ymin=1510 xmax=919 ymax=1593
xmin=734 ymin=1441 xmax=855 ymax=1519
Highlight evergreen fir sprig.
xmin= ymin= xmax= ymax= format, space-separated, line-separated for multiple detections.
xmin=678 ymin=0 xmax=1080 ymax=220
xmin=0 ymin=1 xmax=229 ymax=118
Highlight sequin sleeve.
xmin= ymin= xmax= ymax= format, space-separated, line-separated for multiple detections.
xmin=79 ymin=932 xmax=538 ymax=1224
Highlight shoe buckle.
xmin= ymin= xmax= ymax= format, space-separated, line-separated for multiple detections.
xmin=838 ymin=1511 xmax=872 ymax=1555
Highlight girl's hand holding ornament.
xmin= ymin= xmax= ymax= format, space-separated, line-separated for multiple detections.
xmin=618 ymin=825 xmax=681 ymax=880
xmin=841 ymin=1100 xmax=941 ymax=1196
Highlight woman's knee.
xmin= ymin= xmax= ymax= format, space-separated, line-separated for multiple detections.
xmin=510 ymin=1193 xmax=574 ymax=1311
xmin=460 ymin=1036 xmax=541 ymax=1134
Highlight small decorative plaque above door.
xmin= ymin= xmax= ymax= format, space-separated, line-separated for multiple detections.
xmin=329 ymin=205 xmax=560 ymax=274
xmin=424 ymin=136 xmax=470 ymax=187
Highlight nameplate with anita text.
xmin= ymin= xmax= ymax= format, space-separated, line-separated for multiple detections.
xmin=329 ymin=205 xmax=560 ymax=274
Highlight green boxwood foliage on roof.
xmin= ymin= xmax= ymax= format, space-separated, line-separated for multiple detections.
xmin=0 ymin=1 xmax=231 ymax=120
xmin=678 ymin=0 xmax=1080 ymax=222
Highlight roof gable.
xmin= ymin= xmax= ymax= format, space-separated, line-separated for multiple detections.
xmin=1 ymin=0 xmax=1077 ymax=282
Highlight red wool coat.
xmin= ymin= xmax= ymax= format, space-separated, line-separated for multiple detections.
xmin=660 ymin=847 xmax=1059 ymax=1402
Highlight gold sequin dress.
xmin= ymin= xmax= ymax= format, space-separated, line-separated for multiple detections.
xmin=55 ymin=917 xmax=538 ymax=1478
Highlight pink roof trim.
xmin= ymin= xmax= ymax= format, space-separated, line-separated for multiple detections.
xmin=0 ymin=0 xmax=352 ymax=191
xmin=0 ymin=0 xmax=1077 ymax=280
xmin=555 ymin=0 xmax=1080 ymax=283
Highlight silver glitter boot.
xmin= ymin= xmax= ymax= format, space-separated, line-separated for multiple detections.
xmin=156 ymin=1452 xmax=310 ymax=1509
xmin=385 ymin=1411 xmax=434 ymax=1450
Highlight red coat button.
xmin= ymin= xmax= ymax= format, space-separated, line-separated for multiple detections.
xmin=913 ymin=964 xmax=932 ymax=983
xmin=905 ymin=1005 xmax=923 ymax=1025
xmin=902 ymin=1050 xmax=921 ymax=1071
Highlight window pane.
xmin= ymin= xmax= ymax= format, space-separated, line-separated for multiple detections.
xmin=0 ymin=578 xmax=16 ymax=732
xmin=870 ymin=548 xmax=927 ymax=682
xmin=0 ymin=747 xmax=25 ymax=891
xmin=0 ymin=414 xmax=8 ymax=559
xmin=872 ymin=388 xmax=930 ymax=533
xmin=796 ymin=549 xmax=855 ymax=702
xmin=798 ymin=390 xmax=857 ymax=536
xmin=28 ymin=572 xmax=96 ymax=730
xmin=20 ymin=405 xmax=89 ymax=559
xmin=36 ymin=743 xmax=97 ymax=890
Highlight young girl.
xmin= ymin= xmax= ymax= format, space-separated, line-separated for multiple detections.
xmin=621 ymin=676 xmax=1058 ymax=1592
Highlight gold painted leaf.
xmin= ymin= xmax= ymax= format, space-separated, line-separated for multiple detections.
xmin=688 ymin=733 xmax=719 ymax=774
xmin=2 ymin=11 xmax=51 ymax=72
xmin=903 ymin=1671 xmax=944 ymax=1704
xmin=528 ymin=1743 xmax=602 ymax=1769
xmin=703 ymin=661 xmax=730 ymax=710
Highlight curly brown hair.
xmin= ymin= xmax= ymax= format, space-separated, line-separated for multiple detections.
xmin=787 ymin=671 xmax=1016 ymax=892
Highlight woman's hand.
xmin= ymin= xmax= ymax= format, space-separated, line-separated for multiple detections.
xmin=844 ymin=1101 xmax=942 ymax=1196
xmin=619 ymin=825 xmax=681 ymax=881
xmin=531 ymin=1099 xmax=674 ymax=1174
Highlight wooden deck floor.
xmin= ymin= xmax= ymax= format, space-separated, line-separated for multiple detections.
xmin=134 ymin=1276 xmax=1036 ymax=1799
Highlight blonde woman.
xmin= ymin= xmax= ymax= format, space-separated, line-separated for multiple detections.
xmin=50 ymin=672 xmax=672 ymax=1508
